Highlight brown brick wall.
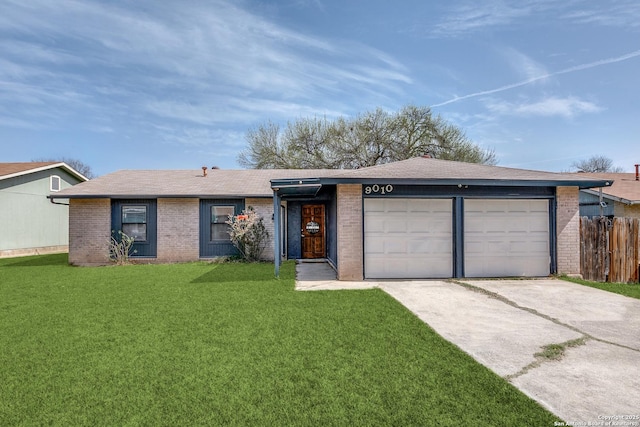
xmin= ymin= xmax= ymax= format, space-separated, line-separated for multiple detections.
xmin=556 ymin=187 xmax=581 ymax=275
xmin=336 ymin=184 xmax=363 ymax=280
xmin=621 ymin=203 xmax=640 ymax=219
xmin=156 ymin=198 xmax=200 ymax=262
xmin=245 ymin=198 xmax=275 ymax=261
xmin=69 ymin=198 xmax=111 ymax=265
xmin=68 ymin=197 xmax=275 ymax=265
xmin=614 ymin=202 xmax=626 ymax=218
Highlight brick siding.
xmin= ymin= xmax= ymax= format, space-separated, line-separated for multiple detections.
xmin=556 ymin=186 xmax=581 ymax=275
xmin=156 ymin=198 xmax=199 ymax=262
xmin=625 ymin=204 xmax=640 ymax=219
xmin=336 ymin=184 xmax=363 ymax=280
xmin=68 ymin=198 xmax=111 ymax=265
xmin=68 ymin=197 xmax=276 ymax=266
xmin=245 ymin=198 xmax=275 ymax=261
xmin=618 ymin=203 xmax=640 ymax=219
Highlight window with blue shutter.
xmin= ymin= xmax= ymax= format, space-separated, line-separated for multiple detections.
xmin=111 ymin=200 xmax=157 ymax=257
xmin=200 ymin=199 xmax=244 ymax=257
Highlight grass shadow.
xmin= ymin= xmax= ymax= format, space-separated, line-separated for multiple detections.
xmin=191 ymin=263 xmax=276 ymax=283
xmin=2 ymin=253 xmax=68 ymax=267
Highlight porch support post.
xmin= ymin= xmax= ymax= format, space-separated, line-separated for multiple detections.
xmin=273 ymin=189 xmax=282 ymax=277
xmin=453 ymin=196 xmax=464 ymax=278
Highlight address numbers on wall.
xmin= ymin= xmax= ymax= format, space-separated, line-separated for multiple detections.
xmin=364 ymin=184 xmax=394 ymax=195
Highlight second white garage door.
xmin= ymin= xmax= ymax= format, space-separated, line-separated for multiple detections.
xmin=364 ymin=198 xmax=452 ymax=279
xmin=464 ymin=199 xmax=550 ymax=277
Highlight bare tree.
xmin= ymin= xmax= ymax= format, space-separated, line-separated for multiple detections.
xmin=571 ymin=155 xmax=624 ymax=173
xmin=332 ymin=109 xmax=396 ymax=168
xmin=238 ymin=105 xmax=496 ymax=169
xmin=237 ymin=122 xmax=288 ymax=169
xmin=32 ymin=157 xmax=95 ymax=179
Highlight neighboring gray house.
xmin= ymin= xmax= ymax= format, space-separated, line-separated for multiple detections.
xmin=0 ymin=162 xmax=88 ymax=258
xmin=578 ymin=171 xmax=640 ymax=219
xmin=52 ymin=157 xmax=610 ymax=280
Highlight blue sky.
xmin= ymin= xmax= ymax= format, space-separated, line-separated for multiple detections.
xmin=2 ymin=0 xmax=639 ymax=176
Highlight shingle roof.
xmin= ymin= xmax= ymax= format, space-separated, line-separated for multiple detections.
xmin=578 ymin=173 xmax=640 ymax=203
xmin=0 ymin=162 xmax=59 ymax=178
xmin=329 ymin=157 xmax=611 ymax=186
xmin=54 ymin=168 xmax=341 ymax=198
xmin=54 ymin=157 xmax=612 ymax=199
xmin=0 ymin=162 xmax=88 ymax=182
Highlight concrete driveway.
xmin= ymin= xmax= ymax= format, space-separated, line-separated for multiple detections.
xmin=380 ymin=279 xmax=640 ymax=425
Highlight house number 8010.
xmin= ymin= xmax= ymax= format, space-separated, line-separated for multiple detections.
xmin=364 ymin=184 xmax=394 ymax=195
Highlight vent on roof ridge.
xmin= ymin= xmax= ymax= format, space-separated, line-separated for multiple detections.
xmin=211 ymin=166 xmax=220 ymax=169
xmin=202 ymin=166 xmax=207 ymax=177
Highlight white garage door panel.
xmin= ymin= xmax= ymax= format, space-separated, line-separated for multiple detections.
xmin=364 ymin=198 xmax=452 ymax=279
xmin=464 ymin=199 xmax=550 ymax=277
xmin=387 ymin=221 xmax=408 ymax=233
xmin=385 ymin=199 xmax=410 ymax=212
xmin=366 ymin=254 xmax=453 ymax=278
xmin=384 ymin=238 xmax=408 ymax=254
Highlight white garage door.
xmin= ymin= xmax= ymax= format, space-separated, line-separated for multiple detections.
xmin=364 ymin=198 xmax=452 ymax=279
xmin=464 ymin=199 xmax=550 ymax=277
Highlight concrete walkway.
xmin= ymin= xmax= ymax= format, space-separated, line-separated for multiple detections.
xmin=295 ymin=261 xmax=377 ymax=291
xmin=295 ymin=262 xmax=640 ymax=424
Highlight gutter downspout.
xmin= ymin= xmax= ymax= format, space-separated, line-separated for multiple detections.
xmin=48 ymin=195 xmax=69 ymax=206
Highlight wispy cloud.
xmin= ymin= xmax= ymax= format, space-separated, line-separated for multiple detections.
xmin=562 ymin=2 xmax=640 ymax=28
xmin=0 ymin=0 xmax=411 ymax=150
xmin=430 ymin=1 xmax=532 ymax=36
xmin=486 ymin=96 xmax=601 ymax=118
xmin=152 ymin=125 xmax=245 ymax=149
xmin=291 ymin=0 xmax=327 ymax=13
xmin=432 ymin=48 xmax=640 ymax=107
xmin=431 ymin=0 xmax=640 ymax=37
xmin=501 ymin=48 xmax=548 ymax=81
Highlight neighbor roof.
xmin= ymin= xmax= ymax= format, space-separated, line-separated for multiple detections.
xmin=0 ymin=162 xmax=88 ymax=182
xmin=579 ymin=173 xmax=640 ymax=204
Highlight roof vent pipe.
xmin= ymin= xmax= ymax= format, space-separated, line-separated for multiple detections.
xmin=635 ymin=164 xmax=639 ymax=181
xmin=202 ymin=166 xmax=208 ymax=177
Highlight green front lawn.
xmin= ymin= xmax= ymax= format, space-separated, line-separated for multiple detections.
xmin=0 ymin=255 xmax=558 ymax=426
xmin=561 ymin=276 xmax=640 ymax=300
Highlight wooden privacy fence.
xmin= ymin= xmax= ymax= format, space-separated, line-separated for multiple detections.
xmin=580 ymin=217 xmax=640 ymax=283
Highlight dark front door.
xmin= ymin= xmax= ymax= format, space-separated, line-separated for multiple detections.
xmin=302 ymin=204 xmax=325 ymax=259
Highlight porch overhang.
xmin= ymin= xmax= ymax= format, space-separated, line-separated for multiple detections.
xmin=271 ymin=178 xmax=323 ymax=278
xmin=270 ymin=178 xmax=322 ymax=198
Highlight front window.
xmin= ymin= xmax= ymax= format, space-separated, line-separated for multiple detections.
xmin=211 ymin=206 xmax=234 ymax=241
xmin=122 ymin=205 xmax=147 ymax=241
